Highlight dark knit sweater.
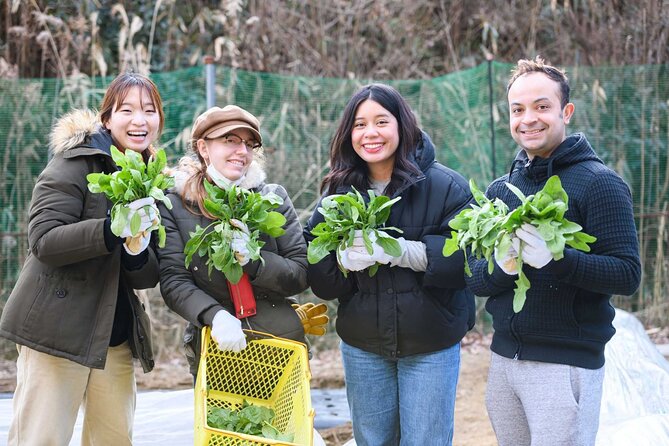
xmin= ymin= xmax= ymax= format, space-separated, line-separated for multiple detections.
xmin=466 ymin=133 xmax=641 ymax=369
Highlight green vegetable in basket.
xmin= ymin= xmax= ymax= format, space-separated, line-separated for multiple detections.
xmin=184 ymin=181 xmax=286 ymax=284
xmin=86 ymin=146 xmax=174 ymax=247
xmin=307 ymin=187 xmax=403 ymax=277
xmin=443 ymin=175 xmax=596 ymax=313
xmin=207 ymin=400 xmax=294 ymax=441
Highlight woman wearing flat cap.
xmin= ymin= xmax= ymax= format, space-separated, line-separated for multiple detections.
xmin=156 ymin=105 xmax=310 ymax=378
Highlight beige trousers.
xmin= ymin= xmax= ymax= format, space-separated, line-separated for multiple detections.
xmin=9 ymin=343 xmax=136 ymax=446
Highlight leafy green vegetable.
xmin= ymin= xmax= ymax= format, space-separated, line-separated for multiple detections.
xmin=86 ymin=146 xmax=174 ymax=247
xmin=184 ymin=181 xmax=286 ymax=284
xmin=443 ymin=175 xmax=596 ymax=312
xmin=207 ymin=400 xmax=293 ymax=441
xmin=307 ymin=187 xmax=402 ymax=276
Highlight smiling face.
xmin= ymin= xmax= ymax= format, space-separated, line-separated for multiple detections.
xmin=350 ymin=99 xmax=400 ymax=181
xmin=508 ymin=72 xmax=574 ymax=160
xmin=104 ymin=86 xmax=160 ymax=153
xmin=197 ymin=127 xmax=255 ymax=181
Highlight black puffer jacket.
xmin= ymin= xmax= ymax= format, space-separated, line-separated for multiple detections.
xmin=305 ymin=132 xmax=474 ymax=358
xmin=466 ymin=133 xmax=641 ymax=369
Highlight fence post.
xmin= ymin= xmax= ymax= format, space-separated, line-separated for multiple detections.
xmin=487 ymin=54 xmax=496 ymax=180
xmin=204 ymin=56 xmax=216 ymax=108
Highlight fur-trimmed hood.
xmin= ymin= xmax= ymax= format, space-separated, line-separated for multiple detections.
xmin=169 ymin=156 xmax=267 ymax=202
xmin=49 ymin=109 xmax=101 ymax=154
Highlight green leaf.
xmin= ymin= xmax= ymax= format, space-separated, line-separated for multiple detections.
xmin=375 ymin=233 xmax=402 ymax=257
xmin=443 ymin=232 xmax=460 ymax=256
xmin=513 ymin=267 xmax=531 ymax=313
xmin=111 ymin=205 xmax=130 ymax=236
xmin=158 ymin=225 xmax=166 ymax=248
xmin=130 ymin=210 xmax=142 ymax=235
xmin=505 ymin=181 xmax=527 ymax=202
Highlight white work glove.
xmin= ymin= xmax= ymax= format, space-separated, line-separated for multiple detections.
xmin=120 ymin=197 xmax=160 ymax=238
xmin=338 ymin=244 xmax=377 ymax=271
xmin=230 ymin=230 xmax=251 ymax=266
xmin=121 ymin=197 xmax=159 ymax=255
xmin=494 ymin=236 xmax=521 ymax=275
xmin=338 ymin=230 xmax=394 ymax=271
xmin=516 ymin=223 xmax=552 ymax=269
xmin=211 ymin=310 xmax=247 ymax=353
xmin=229 ymin=219 xmax=251 ymax=266
xmin=389 ymin=238 xmax=428 ymax=272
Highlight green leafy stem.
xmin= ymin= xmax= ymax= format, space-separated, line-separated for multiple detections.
xmin=86 ymin=146 xmax=174 ymax=247
xmin=307 ymin=187 xmax=403 ymax=277
xmin=184 ymin=181 xmax=286 ymax=284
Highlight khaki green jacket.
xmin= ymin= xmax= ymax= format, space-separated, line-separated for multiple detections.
xmin=157 ymin=161 xmax=307 ymax=374
xmin=0 ymin=110 xmax=158 ymax=371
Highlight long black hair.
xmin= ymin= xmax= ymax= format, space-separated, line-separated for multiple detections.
xmin=321 ymin=83 xmax=422 ymax=196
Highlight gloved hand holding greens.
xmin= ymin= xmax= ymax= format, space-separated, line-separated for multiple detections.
xmin=86 ymin=146 xmax=174 ymax=248
xmin=443 ymin=175 xmax=596 ymax=313
xmin=184 ymin=182 xmax=286 ymax=284
xmin=307 ymin=187 xmax=403 ymax=277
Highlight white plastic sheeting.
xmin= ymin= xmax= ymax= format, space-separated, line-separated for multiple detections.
xmin=596 ymin=309 xmax=669 ymax=445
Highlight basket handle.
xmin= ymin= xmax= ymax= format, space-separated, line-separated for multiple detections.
xmin=242 ymin=328 xmax=281 ymax=342
xmin=200 ymin=327 xmax=283 ymax=352
xmin=201 ymin=327 xmax=307 ymax=356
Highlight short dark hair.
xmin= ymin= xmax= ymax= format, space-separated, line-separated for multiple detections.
xmin=507 ymin=56 xmax=570 ymax=108
xmin=321 ymin=83 xmax=422 ymax=196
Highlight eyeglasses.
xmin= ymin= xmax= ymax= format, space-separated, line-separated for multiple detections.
xmin=205 ymin=133 xmax=261 ymax=151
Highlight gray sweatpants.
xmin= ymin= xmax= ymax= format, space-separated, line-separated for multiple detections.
xmin=485 ymin=352 xmax=604 ymax=446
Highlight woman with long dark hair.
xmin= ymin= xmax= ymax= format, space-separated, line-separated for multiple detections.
xmin=305 ymin=83 xmax=474 ymax=445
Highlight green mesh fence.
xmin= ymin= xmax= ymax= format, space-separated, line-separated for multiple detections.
xmin=1 ymin=62 xmax=668 ymax=332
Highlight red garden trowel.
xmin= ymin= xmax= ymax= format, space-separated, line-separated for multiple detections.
xmin=226 ymin=272 xmax=257 ymax=319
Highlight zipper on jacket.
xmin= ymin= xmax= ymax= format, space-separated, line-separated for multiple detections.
xmin=510 ymin=313 xmax=522 ymax=360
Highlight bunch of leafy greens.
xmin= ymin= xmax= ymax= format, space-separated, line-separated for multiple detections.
xmin=207 ymin=400 xmax=293 ymax=442
xmin=184 ymin=181 xmax=286 ymax=284
xmin=443 ymin=175 xmax=596 ymax=312
xmin=307 ymin=187 xmax=402 ymax=277
xmin=86 ymin=146 xmax=173 ymax=247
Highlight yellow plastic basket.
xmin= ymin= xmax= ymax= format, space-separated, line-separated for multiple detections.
xmin=194 ymin=327 xmax=314 ymax=446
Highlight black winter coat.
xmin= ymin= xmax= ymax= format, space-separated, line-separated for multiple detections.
xmin=466 ymin=133 xmax=641 ymax=369
xmin=305 ymin=133 xmax=475 ymax=358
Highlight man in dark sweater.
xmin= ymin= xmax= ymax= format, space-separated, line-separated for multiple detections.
xmin=466 ymin=56 xmax=641 ymax=445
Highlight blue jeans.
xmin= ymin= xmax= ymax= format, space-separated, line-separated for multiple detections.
xmin=340 ymin=341 xmax=461 ymax=446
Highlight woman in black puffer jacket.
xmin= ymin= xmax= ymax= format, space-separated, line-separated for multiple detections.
xmin=305 ymin=83 xmax=474 ymax=446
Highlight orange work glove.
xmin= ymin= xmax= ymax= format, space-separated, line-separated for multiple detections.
xmin=292 ymin=302 xmax=329 ymax=336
